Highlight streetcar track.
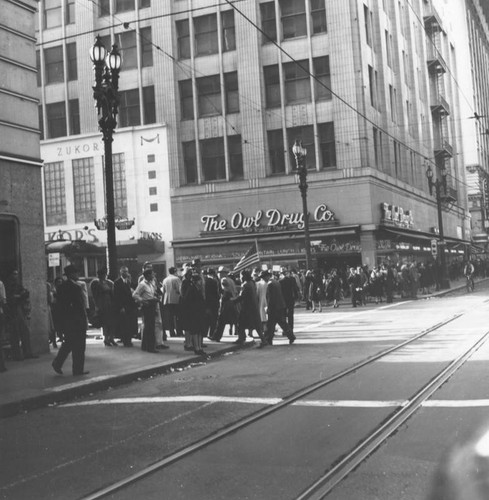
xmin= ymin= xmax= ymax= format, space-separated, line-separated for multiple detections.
xmin=81 ymin=313 xmax=462 ymax=500
xmin=297 ymin=328 xmax=489 ymax=500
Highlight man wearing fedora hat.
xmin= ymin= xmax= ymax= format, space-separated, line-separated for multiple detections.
xmin=51 ymin=265 xmax=89 ymax=376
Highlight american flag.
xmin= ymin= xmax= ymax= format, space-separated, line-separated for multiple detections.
xmin=233 ymin=241 xmax=260 ymax=273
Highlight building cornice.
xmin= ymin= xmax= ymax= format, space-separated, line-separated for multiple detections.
xmin=0 ymin=152 xmax=43 ymax=167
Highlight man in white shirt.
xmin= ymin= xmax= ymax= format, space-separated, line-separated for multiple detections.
xmin=133 ymin=268 xmax=160 ymax=353
xmin=161 ymin=267 xmax=183 ymax=337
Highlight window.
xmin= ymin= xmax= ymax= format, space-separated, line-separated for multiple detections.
xmin=112 ymin=153 xmax=127 ymax=218
xmin=147 ymin=154 xmax=155 ymax=163
xmin=176 ymin=19 xmax=191 ymax=59
xmin=281 ymin=0 xmax=307 ymax=40
xmin=99 ymin=0 xmax=110 ymax=16
xmin=139 ymin=0 xmax=150 ymax=8
xmin=115 ymin=0 xmax=134 ymax=13
xmin=264 ymin=65 xmax=281 ymax=108
xmin=179 ymin=79 xmax=194 ymax=120
xmin=318 ymin=122 xmax=336 ymax=168
xmin=148 ymin=170 xmax=156 ymax=179
xmin=287 ymin=125 xmax=316 ymax=169
xmin=221 ymin=10 xmax=236 ymax=51
xmin=44 ymin=0 xmax=62 ymax=29
xmin=364 ymin=4 xmax=373 ymax=47
xmin=119 ymin=89 xmax=140 ymax=127
xmin=141 ymin=27 xmax=153 ymax=67
xmin=373 ymin=127 xmax=379 ymax=166
xmin=389 ymin=84 xmax=396 ymax=121
xmin=225 ymin=72 xmax=239 ymax=114
xmin=150 ymin=203 xmax=158 ymax=212
xmin=228 ymin=135 xmax=243 ymax=180
xmin=268 ymin=129 xmax=286 ymax=174
xmin=44 ymin=162 xmax=66 ymax=225
xmin=149 ymin=186 xmax=157 ymax=196
xmin=66 ymin=0 xmax=75 ymax=24
xmin=45 ymin=45 xmax=64 ymax=84
xmin=143 ymin=86 xmax=156 ymax=124
xmin=197 ymin=75 xmax=221 ymax=117
xmin=261 ymin=2 xmax=277 ymax=43
xmin=38 ymin=106 xmax=44 ymax=140
xmin=368 ymin=65 xmax=375 ymax=107
xmin=46 ymin=101 xmax=66 ymax=138
xmin=314 ymin=56 xmax=331 ymax=100
xmin=36 ymin=51 xmax=41 ymax=87
xmin=201 ymin=137 xmax=225 ymax=181
xmin=67 ymin=42 xmax=77 ymax=81
xmin=117 ymin=31 xmax=137 ymax=70
xmin=194 ymin=14 xmax=218 ymax=56
xmin=72 ymin=157 xmax=96 ymax=223
xmin=284 ymin=59 xmax=310 ymax=104
xmin=385 ymin=30 xmax=393 ymax=68
xmin=183 ymin=141 xmax=197 ymax=184
xmin=69 ymin=99 xmax=80 ymax=135
xmin=310 ymin=0 xmax=327 ymax=34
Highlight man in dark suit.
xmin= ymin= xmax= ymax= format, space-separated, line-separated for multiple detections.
xmin=263 ymin=270 xmax=296 ymax=346
xmin=279 ymin=266 xmax=299 ymax=337
xmin=51 ymin=265 xmax=89 ymax=376
xmin=114 ymin=266 xmax=138 ymax=347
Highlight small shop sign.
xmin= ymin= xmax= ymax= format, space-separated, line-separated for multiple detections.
xmin=380 ymin=203 xmax=414 ymax=229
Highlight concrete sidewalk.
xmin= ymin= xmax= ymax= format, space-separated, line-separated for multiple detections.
xmin=0 ymin=335 xmax=243 ymax=418
xmin=0 ymin=277 xmax=481 ymax=418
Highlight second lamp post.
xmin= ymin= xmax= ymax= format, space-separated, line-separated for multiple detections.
xmin=292 ymin=139 xmax=312 ymax=272
xmin=90 ymin=35 xmax=122 ymax=281
xmin=426 ymin=164 xmax=450 ymax=290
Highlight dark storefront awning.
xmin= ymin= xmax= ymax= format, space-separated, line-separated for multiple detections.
xmin=45 ymin=240 xmax=103 ymax=255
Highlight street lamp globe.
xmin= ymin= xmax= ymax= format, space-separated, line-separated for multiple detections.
xmin=292 ymin=139 xmax=307 ymax=159
xmin=89 ymin=35 xmax=107 ymax=64
xmin=107 ymin=44 xmax=122 ymax=71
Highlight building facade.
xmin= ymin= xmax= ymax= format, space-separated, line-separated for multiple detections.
xmin=1 ymin=0 xmax=47 ymax=353
xmin=36 ymin=0 xmax=473 ymax=276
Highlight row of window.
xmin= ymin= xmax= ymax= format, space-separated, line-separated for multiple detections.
xmin=37 ymin=29 xmax=153 ymax=87
xmin=44 ymin=154 xmax=127 ymax=225
xmin=181 ymin=121 xmax=336 ymax=185
xmin=41 ymin=0 xmax=151 ymax=30
xmin=39 ymin=86 xmax=156 ymax=139
xmin=260 ymin=0 xmax=327 ymax=43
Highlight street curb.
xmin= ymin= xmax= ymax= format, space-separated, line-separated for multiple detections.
xmin=0 ymin=343 xmax=249 ymax=419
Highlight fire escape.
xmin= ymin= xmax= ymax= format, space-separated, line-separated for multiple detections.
xmin=424 ymin=6 xmax=457 ymax=205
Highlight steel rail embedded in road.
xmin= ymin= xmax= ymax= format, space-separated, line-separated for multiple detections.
xmin=80 ymin=313 xmax=463 ymax=500
xmin=297 ymin=328 xmax=489 ymax=500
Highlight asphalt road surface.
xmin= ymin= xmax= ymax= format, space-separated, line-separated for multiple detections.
xmin=2 ymin=284 xmax=489 ymax=500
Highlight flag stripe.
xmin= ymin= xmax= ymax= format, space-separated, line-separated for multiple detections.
xmin=233 ymin=243 xmax=260 ymax=273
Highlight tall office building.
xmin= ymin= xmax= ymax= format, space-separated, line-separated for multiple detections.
xmin=1 ymin=0 xmax=47 ymax=353
xmin=36 ymin=0 xmax=472 ymax=274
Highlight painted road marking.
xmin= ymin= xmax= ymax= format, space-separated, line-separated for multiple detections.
xmin=61 ymin=397 xmax=489 ymax=408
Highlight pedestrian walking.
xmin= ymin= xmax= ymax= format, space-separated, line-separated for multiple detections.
xmin=262 ymin=270 xmax=296 ymax=345
xmin=132 ymin=268 xmax=160 ymax=353
xmin=211 ymin=275 xmax=238 ymax=341
xmin=5 ymin=269 xmax=36 ymax=360
xmin=180 ymin=266 xmax=195 ymax=351
xmin=51 ymin=265 xmax=89 ymax=376
xmin=90 ymin=268 xmax=117 ymax=346
xmin=114 ymin=266 xmax=138 ymax=347
xmin=204 ymin=268 xmax=220 ymax=339
xmin=279 ymin=266 xmax=299 ymax=335
xmin=161 ymin=267 xmax=183 ymax=337
xmin=232 ymin=270 xmax=267 ymax=347
xmin=181 ymin=271 xmax=207 ymax=355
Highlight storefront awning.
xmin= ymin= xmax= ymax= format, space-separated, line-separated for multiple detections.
xmin=45 ymin=240 xmax=103 ymax=255
xmin=381 ymin=227 xmax=434 ymax=242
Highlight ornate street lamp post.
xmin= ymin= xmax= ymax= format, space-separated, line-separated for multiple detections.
xmin=292 ymin=139 xmax=312 ymax=271
xmin=426 ymin=164 xmax=450 ymax=290
xmin=90 ymin=35 xmax=122 ymax=281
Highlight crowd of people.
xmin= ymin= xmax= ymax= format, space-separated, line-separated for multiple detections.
xmin=0 ymin=255 xmax=486 ymax=375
